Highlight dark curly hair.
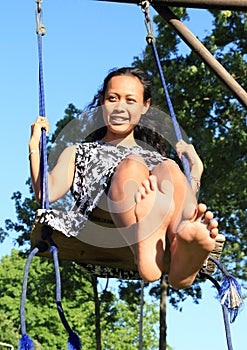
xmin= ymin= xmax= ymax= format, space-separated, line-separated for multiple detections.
xmin=84 ymin=67 xmax=169 ymax=155
xmin=88 ymin=66 xmax=153 ymax=108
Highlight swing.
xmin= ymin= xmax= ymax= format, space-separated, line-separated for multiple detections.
xmin=30 ymin=0 xmax=225 ymax=278
xmin=19 ymin=1 xmax=243 ymax=349
xmin=31 ymin=209 xmax=145 ymax=278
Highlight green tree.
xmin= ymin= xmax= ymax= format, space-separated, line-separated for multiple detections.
xmin=1 ymin=8 xmax=246 ymax=350
xmin=0 ymin=104 xmax=159 ymax=349
xmin=134 ymin=8 xmax=247 ymax=278
xmin=133 ymin=7 xmax=246 ymax=349
xmin=0 ymin=250 xmax=158 ymax=349
xmin=0 ymin=250 xmax=97 ymax=348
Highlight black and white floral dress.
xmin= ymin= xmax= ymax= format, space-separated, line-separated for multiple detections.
xmin=39 ymin=140 xmax=168 ymax=237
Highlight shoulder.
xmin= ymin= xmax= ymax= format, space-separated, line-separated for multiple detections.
xmin=57 ymin=144 xmax=76 ymax=164
xmin=63 ymin=144 xmax=77 ymax=156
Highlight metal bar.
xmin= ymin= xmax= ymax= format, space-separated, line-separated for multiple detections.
xmin=152 ymin=5 xmax=247 ymax=108
xmin=98 ymin=0 xmax=247 ymax=11
xmin=155 ymin=0 xmax=247 ymax=10
xmin=98 ymin=0 xmax=247 ymax=107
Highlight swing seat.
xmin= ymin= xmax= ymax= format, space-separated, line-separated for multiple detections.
xmin=31 ymin=209 xmax=225 ymax=279
xmin=30 ymin=209 xmax=170 ymax=278
xmin=203 ymin=233 xmax=226 ymax=275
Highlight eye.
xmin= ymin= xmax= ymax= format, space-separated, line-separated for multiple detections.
xmin=108 ymin=95 xmax=118 ymax=102
xmin=127 ymin=97 xmax=136 ymax=104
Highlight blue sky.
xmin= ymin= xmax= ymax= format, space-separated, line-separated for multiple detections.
xmin=0 ymin=1 xmax=245 ymax=349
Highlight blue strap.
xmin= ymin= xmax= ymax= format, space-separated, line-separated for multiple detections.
xmin=199 ymin=256 xmax=243 ymax=350
xmin=37 ymin=16 xmax=50 ymax=210
xmin=37 ymin=32 xmax=46 ymax=118
xmin=150 ymin=39 xmax=192 ymax=186
xmin=142 ymin=2 xmax=192 ymax=186
xmin=199 ymin=271 xmax=234 ymax=350
xmin=19 ymin=247 xmax=39 ymax=349
xmin=36 ymin=10 xmax=81 ymax=348
xmin=51 ymin=245 xmax=82 ymax=349
xmin=19 ymin=5 xmax=80 ymax=349
xmin=20 ymin=247 xmax=39 ymax=336
xmin=140 ymin=5 xmax=243 ymax=350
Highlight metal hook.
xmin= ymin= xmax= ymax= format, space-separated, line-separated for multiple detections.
xmin=139 ymin=0 xmax=151 ymax=17
xmin=139 ymin=0 xmax=155 ymax=44
xmin=36 ymin=0 xmax=42 ymax=13
xmin=36 ymin=8 xmax=46 ymax=36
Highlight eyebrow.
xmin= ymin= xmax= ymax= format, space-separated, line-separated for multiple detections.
xmin=107 ymin=91 xmax=138 ymax=97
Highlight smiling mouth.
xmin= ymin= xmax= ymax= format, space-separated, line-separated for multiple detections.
xmin=110 ymin=116 xmax=130 ymax=124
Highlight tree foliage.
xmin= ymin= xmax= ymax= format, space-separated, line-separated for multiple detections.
xmin=133 ymin=9 xmax=247 ymax=284
xmin=0 ymin=106 xmax=159 ymax=349
xmin=0 ymin=7 xmax=246 ymax=350
xmin=0 ymin=250 xmax=158 ymax=348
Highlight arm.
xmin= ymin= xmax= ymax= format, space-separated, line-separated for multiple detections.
xmin=29 ymin=116 xmax=76 ymax=204
xmin=175 ymin=140 xmax=204 ymax=193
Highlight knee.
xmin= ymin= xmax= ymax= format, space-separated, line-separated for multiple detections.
xmin=109 ymin=156 xmax=148 ymax=200
xmin=112 ymin=156 xmax=148 ymax=186
xmin=117 ymin=155 xmax=148 ymax=175
xmin=153 ymin=159 xmax=181 ymax=175
xmin=153 ymin=159 xmax=187 ymax=186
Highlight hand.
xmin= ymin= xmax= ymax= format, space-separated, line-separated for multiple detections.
xmin=175 ymin=140 xmax=203 ymax=175
xmin=30 ymin=116 xmax=50 ymax=145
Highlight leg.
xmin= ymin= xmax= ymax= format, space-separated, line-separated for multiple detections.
xmin=168 ymin=203 xmax=218 ymax=289
xmin=108 ymin=156 xmax=173 ymax=281
xmin=152 ymin=160 xmax=218 ymax=289
xmin=107 ymin=155 xmax=149 ymax=229
xmin=109 ymin=157 xmax=218 ymax=286
xmin=134 ymin=174 xmax=175 ymax=281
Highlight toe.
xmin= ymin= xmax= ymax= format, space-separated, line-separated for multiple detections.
xmin=204 ymin=211 xmax=214 ymax=224
xmin=210 ymin=227 xmax=219 ymax=239
xmin=208 ymin=218 xmax=218 ymax=230
xmin=197 ymin=203 xmax=207 ymax=219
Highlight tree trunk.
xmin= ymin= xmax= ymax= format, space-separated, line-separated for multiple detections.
xmin=159 ymin=275 xmax=168 ymax=350
xmin=138 ymin=279 xmax=145 ymax=350
xmin=91 ymin=275 xmax=102 ymax=350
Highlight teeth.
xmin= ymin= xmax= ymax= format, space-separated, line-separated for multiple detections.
xmin=111 ymin=117 xmax=128 ymax=122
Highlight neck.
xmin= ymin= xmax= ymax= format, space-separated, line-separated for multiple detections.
xmin=101 ymin=132 xmax=137 ymax=147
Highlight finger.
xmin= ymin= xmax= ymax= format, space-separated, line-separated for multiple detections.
xmin=140 ymin=179 xmax=152 ymax=195
xmin=36 ymin=117 xmax=50 ymax=134
xmin=35 ymin=116 xmax=46 ymax=123
xmin=138 ymin=185 xmax=147 ymax=198
xmin=149 ymin=175 xmax=157 ymax=191
xmin=135 ymin=191 xmax=141 ymax=204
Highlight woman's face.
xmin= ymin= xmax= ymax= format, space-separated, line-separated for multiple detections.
xmin=101 ymin=75 xmax=150 ymax=140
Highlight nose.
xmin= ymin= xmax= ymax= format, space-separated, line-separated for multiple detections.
xmin=113 ymin=100 xmax=126 ymax=112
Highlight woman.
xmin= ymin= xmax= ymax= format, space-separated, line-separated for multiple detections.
xmin=29 ymin=67 xmax=217 ymax=289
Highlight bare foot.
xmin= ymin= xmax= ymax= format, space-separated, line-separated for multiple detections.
xmin=168 ymin=203 xmax=219 ymax=289
xmin=134 ymin=175 xmax=175 ymax=237
xmin=134 ymin=175 xmax=175 ymax=281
